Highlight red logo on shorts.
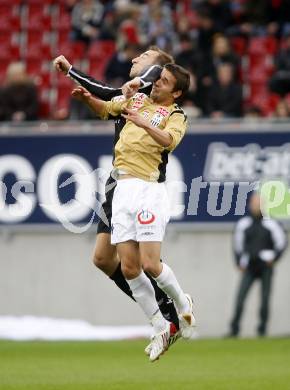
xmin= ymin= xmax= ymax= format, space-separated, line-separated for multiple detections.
xmin=137 ymin=210 xmax=155 ymax=225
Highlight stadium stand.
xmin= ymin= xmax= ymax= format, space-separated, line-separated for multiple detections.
xmin=1 ymin=0 xmax=290 ymax=119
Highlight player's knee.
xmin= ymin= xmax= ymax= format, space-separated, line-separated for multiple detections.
xmin=121 ymin=261 xmax=140 ymax=280
xmin=142 ymin=260 xmax=159 ymax=276
xmin=93 ymin=250 xmax=108 ymax=271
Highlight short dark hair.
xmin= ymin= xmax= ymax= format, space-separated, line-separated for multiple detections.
xmin=164 ymin=63 xmax=190 ymax=99
xmin=149 ymin=46 xmax=174 ymax=66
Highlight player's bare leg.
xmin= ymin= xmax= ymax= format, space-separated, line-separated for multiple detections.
xmin=93 ymin=233 xmax=118 ymax=276
xmin=92 ymin=233 xmax=136 ymax=301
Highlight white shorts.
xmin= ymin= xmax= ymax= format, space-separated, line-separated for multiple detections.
xmin=111 ymin=178 xmax=170 ymax=244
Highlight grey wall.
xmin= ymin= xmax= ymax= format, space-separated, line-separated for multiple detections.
xmin=1 ymin=228 xmax=289 ymax=337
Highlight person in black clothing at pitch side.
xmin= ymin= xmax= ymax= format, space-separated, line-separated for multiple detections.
xmin=229 ymin=192 xmax=287 ymax=337
xmin=52 ymin=47 xmax=182 ymax=341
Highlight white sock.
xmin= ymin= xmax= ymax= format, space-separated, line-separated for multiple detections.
xmin=154 ymin=263 xmax=189 ymax=314
xmin=126 ymin=271 xmax=167 ymax=333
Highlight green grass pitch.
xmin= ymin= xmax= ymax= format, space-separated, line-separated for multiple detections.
xmin=1 ymin=338 xmax=290 ymax=390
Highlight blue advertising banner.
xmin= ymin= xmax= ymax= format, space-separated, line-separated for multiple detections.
xmin=0 ymin=125 xmax=290 ymax=227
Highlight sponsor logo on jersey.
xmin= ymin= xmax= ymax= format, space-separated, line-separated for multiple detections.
xmin=150 ymin=107 xmax=169 ymax=127
xmin=131 ymin=93 xmax=147 ymax=110
xmin=151 ymin=112 xmax=164 ymax=127
xmin=137 ymin=210 xmax=155 ymax=224
xmin=156 ymin=107 xmax=170 ymax=117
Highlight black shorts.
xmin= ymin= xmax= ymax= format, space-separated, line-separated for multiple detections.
xmin=97 ymin=173 xmax=117 ymax=234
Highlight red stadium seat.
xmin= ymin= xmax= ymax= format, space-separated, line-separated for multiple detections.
xmin=230 ymin=37 xmax=248 ymax=57
xmin=56 ymin=73 xmax=73 ymax=89
xmin=0 ymin=43 xmax=21 ymax=61
xmin=57 ymin=42 xmax=86 ymax=61
xmin=55 ymin=29 xmax=72 ymax=49
xmin=0 ymin=13 xmax=21 ymax=31
xmin=23 ymin=3 xmax=52 ymax=30
xmin=38 ymin=85 xmax=53 ymax=118
xmin=26 ymin=0 xmax=54 ymax=4
xmin=25 ymin=58 xmax=45 ymax=74
xmin=26 ymin=30 xmax=46 ymax=46
xmin=267 ymin=93 xmax=280 ymax=114
xmin=56 ymin=86 xmax=72 ymax=111
xmin=56 ymin=9 xmax=71 ymax=31
xmin=248 ymin=53 xmax=275 ymax=78
xmin=38 ymin=72 xmax=53 ymax=89
xmin=25 ymin=14 xmax=52 ymax=30
xmin=0 ymin=30 xmax=13 ymax=46
xmin=248 ymin=37 xmax=268 ymax=56
xmin=88 ymin=40 xmax=116 ymax=60
xmin=88 ymin=58 xmax=109 ymax=80
xmin=248 ymin=73 xmax=267 ymax=85
xmin=0 ymin=0 xmax=20 ymax=4
xmin=249 ymin=83 xmax=268 ymax=100
xmin=39 ymin=99 xmax=51 ymax=118
xmin=248 ymin=37 xmax=278 ymax=56
xmin=0 ymin=58 xmax=10 ymax=82
xmin=25 ymin=42 xmax=53 ymax=60
xmin=250 ymin=91 xmax=275 ymax=116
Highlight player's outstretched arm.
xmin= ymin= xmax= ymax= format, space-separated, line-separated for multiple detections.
xmin=122 ymin=77 xmax=141 ymax=99
xmin=71 ymin=86 xmax=106 ymax=116
xmin=53 ymin=55 xmax=71 ymax=74
xmin=53 ymin=55 xmax=122 ymax=100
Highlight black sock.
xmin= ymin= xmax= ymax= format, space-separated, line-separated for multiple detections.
xmin=110 ymin=262 xmax=136 ymax=301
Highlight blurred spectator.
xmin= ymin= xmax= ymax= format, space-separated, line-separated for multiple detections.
xmin=241 ymin=0 xmax=290 ymax=36
xmin=65 ymin=0 xmax=79 ymax=13
xmin=272 ymin=98 xmax=290 ymax=118
xmin=181 ymin=70 xmax=202 ymax=118
xmin=138 ymin=0 xmax=175 ymax=50
xmin=0 ymin=62 xmax=39 ymax=122
xmin=71 ymin=0 xmax=104 ymax=44
xmin=228 ymin=192 xmax=287 ymax=337
xmin=199 ymin=0 xmax=234 ymax=32
xmin=269 ymin=33 xmax=290 ymax=96
xmin=196 ymin=7 xmax=219 ymax=54
xmin=105 ymin=44 xmax=141 ymax=86
xmin=175 ymin=13 xmax=196 ymax=38
xmin=198 ymin=34 xmax=240 ymax=113
xmin=175 ymin=34 xmax=203 ymax=77
xmin=244 ymin=105 xmax=263 ymax=120
xmin=275 ymin=33 xmax=290 ymax=71
xmin=206 ymin=62 xmax=242 ymax=118
xmin=117 ymin=5 xmax=141 ymax=46
xmin=203 ymin=34 xmax=239 ymax=83
xmin=69 ymin=98 xmax=97 ymax=120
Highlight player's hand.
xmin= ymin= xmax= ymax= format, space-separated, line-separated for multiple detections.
xmin=121 ymin=77 xmax=141 ymax=99
xmin=71 ymin=86 xmax=92 ymax=102
xmin=53 ymin=55 xmax=71 ymax=74
xmin=122 ymin=108 xmax=149 ymax=129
